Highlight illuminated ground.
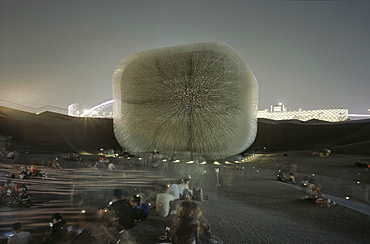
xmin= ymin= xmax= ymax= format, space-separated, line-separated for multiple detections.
xmin=1 ymin=151 xmax=369 ymax=243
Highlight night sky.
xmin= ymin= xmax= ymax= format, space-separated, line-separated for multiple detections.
xmin=1 ymin=0 xmax=369 ymax=114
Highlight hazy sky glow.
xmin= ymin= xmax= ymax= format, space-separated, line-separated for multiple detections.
xmin=1 ymin=0 xmax=369 ymax=114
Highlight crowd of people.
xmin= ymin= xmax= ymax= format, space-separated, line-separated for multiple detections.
xmin=155 ymin=178 xmax=205 ymax=218
xmin=1 ymin=179 xmax=31 ymax=207
xmin=275 ymin=162 xmax=336 ymax=208
xmin=4 ymin=181 xmax=210 ymax=244
xmin=1 ymin=149 xmax=212 ymax=243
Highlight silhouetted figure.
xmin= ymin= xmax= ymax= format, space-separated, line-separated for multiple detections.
xmin=7 ymin=222 xmax=31 ymax=244
xmin=47 ymin=213 xmax=67 ymax=244
xmin=174 ymin=201 xmax=202 ymax=244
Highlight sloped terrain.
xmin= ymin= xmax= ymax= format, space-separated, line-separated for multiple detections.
xmin=1 ymin=106 xmax=370 ymax=155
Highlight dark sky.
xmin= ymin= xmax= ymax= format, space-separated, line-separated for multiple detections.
xmin=1 ymin=0 xmax=369 ymax=114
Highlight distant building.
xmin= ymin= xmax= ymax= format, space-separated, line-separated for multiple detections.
xmin=271 ymin=103 xmax=286 ymax=112
xmin=68 ymin=103 xmax=79 ymax=116
xmin=257 ymin=104 xmax=348 ymax=122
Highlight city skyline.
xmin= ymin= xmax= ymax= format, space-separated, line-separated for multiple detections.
xmin=1 ymin=1 xmax=370 ymax=114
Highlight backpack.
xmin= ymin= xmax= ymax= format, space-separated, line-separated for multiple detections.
xmin=192 ymin=187 xmax=202 ymax=201
xmin=135 ymin=203 xmax=150 ymax=220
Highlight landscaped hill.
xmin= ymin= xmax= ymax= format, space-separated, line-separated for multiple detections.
xmin=1 ymin=106 xmax=370 ymax=155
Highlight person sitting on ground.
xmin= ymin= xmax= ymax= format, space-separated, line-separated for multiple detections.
xmin=76 ymin=212 xmax=117 ymax=244
xmin=192 ymin=183 xmax=204 ymax=201
xmin=29 ymin=164 xmax=38 ymax=176
xmin=108 ymin=161 xmax=117 ymax=171
xmin=20 ymin=165 xmax=28 ymax=175
xmin=301 ymin=176 xmax=310 ymax=186
xmin=130 ymin=195 xmax=144 ymax=223
xmin=174 ymin=200 xmax=202 ymax=244
xmin=48 ymin=213 xmax=68 ymax=244
xmin=178 ymin=178 xmax=191 ymax=199
xmin=7 ymin=222 xmax=32 ymax=244
xmin=4 ymin=179 xmax=15 ymax=190
xmin=301 ymin=180 xmax=316 ymax=200
xmin=106 ymin=189 xmax=129 ymax=222
xmin=288 ymin=173 xmax=296 ymax=184
xmin=6 ymin=151 xmax=16 ymax=159
xmin=105 ymin=189 xmax=137 ymax=231
xmin=156 ymin=185 xmax=178 ymax=217
xmin=166 ymin=180 xmax=180 ymax=199
xmin=72 ymin=152 xmax=81 ymax=161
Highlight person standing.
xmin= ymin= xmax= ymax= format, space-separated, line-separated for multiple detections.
xmin=7 ymin=222 xmax=31 ymax=244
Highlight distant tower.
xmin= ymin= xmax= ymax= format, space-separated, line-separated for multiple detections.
xmin=68 ymin=103 xmax=79 ymax=116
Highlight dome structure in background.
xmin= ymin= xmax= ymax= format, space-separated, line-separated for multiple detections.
xmin=112 ymin=42 xmax=258 ymax=160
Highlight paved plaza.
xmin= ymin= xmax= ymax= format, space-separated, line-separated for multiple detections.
xmin=1 ymin=151 xmax=369 ymax=243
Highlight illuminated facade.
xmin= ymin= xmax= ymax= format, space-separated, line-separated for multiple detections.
xmin=70 ymin=101 xmax=349 ymax=122
xmin=257 ymin=105 xmax=348 ymax=122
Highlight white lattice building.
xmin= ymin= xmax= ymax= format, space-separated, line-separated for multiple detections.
xmin=257 ymin=106 xmax=348 ymax=122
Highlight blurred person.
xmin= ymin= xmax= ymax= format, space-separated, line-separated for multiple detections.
xmin=156 ymin=185 xmax=178 ymax=217
xmin=108 ymin=161 xmax=117 ymax=171
xmin=192 ymin=183 xmax=204 ymax=201
xmin=47 ymin=213 xmax=67 ymax=244
xmin=129 ymin=195 xmax=143 ymax=223
xmin=7 ymin=222 xmax=31 ymax=244
xmin=29 ymin=164 xmax=38 ymax=176
xmin=106 ymin=189 xmax=129 ymax=219
xmin=4 ymin=179 xmax=15 ymax=190
xmin=301 ymin=180 xmax=316 ymax=200
xmin=174 ymin=200 xmax=202 ymax=244
xmin=106 ymin=189 xmax=136 ymax=231
xmin=76 ymin=212 xmax=116 ymax=244
xmin=6 ymin=151 xmax=16 ymax=159
xmin=178 ymin=179 xmax=191 ymax=199
xmin=166 ymin=180 xmax=180 ymax=199
xmin=21 ymin=165 xmax=28 ymax=175
xmin=72 ymin=152 xmax=81 ymax=161
xmin=288 ymin=173 xmax=296 ymax=184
